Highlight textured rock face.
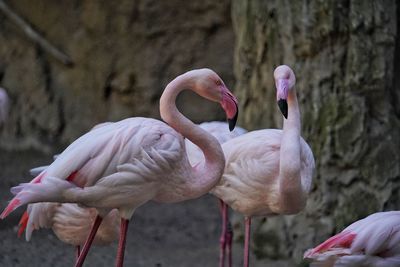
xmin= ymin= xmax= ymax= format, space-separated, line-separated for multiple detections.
xmin=232 ymin=0 xmax=400 ymax=265
xmin=0 ymin=0 xmax=234 ymax=150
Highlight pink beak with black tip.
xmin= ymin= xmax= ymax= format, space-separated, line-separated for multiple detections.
xmin=221 ymin=88 xmax=239 ymax=131
xmin=276 ymin=78 xmax=289 ymax=119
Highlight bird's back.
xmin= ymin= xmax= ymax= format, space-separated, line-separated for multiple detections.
xmin=44 ymin=117 xmax=183 ymax=187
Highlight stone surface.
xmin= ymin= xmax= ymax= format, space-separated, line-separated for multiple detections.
xmin=0 ymin=0 xmax=234 ymax=151
xmin=232 ymin=0 xmax=400 ymax=265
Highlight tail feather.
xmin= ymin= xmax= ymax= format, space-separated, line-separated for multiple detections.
xmin=304 ymin=231 xmax=356 ymax=258
xmin=1 ymin=176 xmax=76 ymax=219
xmin=0 ymin=198 xmax=21 ymax=219
xmin=10 ymin=184 xmax=29 ymax=195
xmin=29 ymin=166 xmax=48 ymax=177
xmin=1 ymin=171 xmax=47 ymax=219
xmin=18 ymin=211 xmax=29 ymax=237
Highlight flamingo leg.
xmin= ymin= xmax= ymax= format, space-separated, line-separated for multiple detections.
xmin=226 ymin=220 xmax=233 ymax=267
xmin=115 ymin=218 xmax=129 ymax=267
xmin=74 ymin=215 xmax=103 ymax=267
xmin=219 ymin=199 xmax=228 ymax=267
xmin=243 ymin=216 xmax=251 ymax=267
xmin=75 ymin=245 xmax=81 ymax=261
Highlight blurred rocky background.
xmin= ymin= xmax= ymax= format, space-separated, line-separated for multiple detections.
xmin=0 ymin=0 xmax=233 ymax=151
xmin=0 ymin=0 xmax=399 ymax=266
xmin=231 ymin=0 xmax=400 ymax=266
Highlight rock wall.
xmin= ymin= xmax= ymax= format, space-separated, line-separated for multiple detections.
xmin=232 ymin=0 xmax=400 ymax=265
xmin=0 ymin=0 xmax=234 ymax=151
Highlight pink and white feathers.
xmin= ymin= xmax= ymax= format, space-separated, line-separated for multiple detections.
xmin=304 ymin=211 xmax=400 ymax=267
xmin=19 ymin=203 xmax=119 ymax=246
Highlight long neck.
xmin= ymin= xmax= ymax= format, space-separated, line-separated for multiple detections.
xmin=278 ymin=87 xmax=304 ymax=213
xmin=159 ymin=75 xmax=225 ymax=194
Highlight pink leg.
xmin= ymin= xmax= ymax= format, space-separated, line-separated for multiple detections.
xmin=219 ymin=199 xmax=228 ymax=267
xmin=115 ymin=218 xmax=129 ymax=267
xmin=243 ymin=216 xmax=251 ymax=267
xmin=226 ymin=221 xmax=233 ymax=267
xmin=74 ymin=215 xmax=103 ymax=267
xmin=75 ymin=245 xmax=81 ymax=261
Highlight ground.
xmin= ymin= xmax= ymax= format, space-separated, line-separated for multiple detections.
xmin=0 ymin=149 xmax=293 ymax=267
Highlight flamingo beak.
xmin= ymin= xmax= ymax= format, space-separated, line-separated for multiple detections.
xmin=227 ymin=102 xmax=238 ymax=131
xmin=276 ymin=78 xmax=289 ymax=119
xmin=277 ymin=99 xmax=288 ymax=119
xmin=221 ymin=88 xmax=239 ymax=131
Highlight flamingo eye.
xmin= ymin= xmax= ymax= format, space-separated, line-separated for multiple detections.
xmin=215 ymin=80 xmax=222 ymax=86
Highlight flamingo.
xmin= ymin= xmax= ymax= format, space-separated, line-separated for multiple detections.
xmin=0 ymin=87 xmax=9 ymax=125
xmin=0 ymin=68 xmax=239 ymax=267
xmin=304 ymin=211 xmax=400 ymax=267
xmin=185 ymin=121 xmax=247 ymax=267
xmin=29 ymin=120 xmax=247 ymax=266
xmin=210 ymin=65 xmax=315 ymax=267
xmin=19 ymin=203 xmax=120 ymax=260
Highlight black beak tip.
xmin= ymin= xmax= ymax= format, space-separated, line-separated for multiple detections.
xmin=227 ymin=106 xmax=239 ymax=132
xmin=277 ymin=99 xmax=288 ymax=119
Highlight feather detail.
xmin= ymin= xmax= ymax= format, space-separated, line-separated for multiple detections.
xmin=304 ymin=231 xmax=356 ymax=258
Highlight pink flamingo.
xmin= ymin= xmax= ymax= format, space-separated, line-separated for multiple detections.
xmin=210 ymin=65 xmax=315 ymax=267
xmin=1 ymin=68 xmax=239 ymax=267
xmin=185 ymin=121 xmax=247 ymax=267
xmin=304 ymin=211 xmax=400 ymax=267
xmin=0 ymin=87 xmax=9 ymax=125
xmin=29 ymin=120 xmax=247 ymax=266
xmin=19 ymin=203 xmax=120 ymax=260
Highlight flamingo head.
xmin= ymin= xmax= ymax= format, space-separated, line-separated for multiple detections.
xmin=273 ymin=65 xmax=296 ymax=119
xmin=191 ymin=69 xmax=239 ymax=131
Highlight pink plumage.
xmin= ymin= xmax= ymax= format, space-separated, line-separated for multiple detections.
xmin=211 ymin=65 xmax=315 ymax=267
xmin=19 ymin=203 xmax=119 ymax=246
xmin=20 ymin=154 xmax=120 ymax=249
xmin=304 ymin=211 xmax=400 ymax=267
xmin=212 ymin=129 xmax=314 ymax=216
xmin=185 ymin=121 xmax=247 ymax=166
xmin=1 ymin=68 xmax=239 ymax=267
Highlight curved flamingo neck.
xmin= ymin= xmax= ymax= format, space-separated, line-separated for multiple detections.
xmin=278 ymin=86 xmax=304 ymax=212
xmin=160 ymin=74 xmax=225 ymax=194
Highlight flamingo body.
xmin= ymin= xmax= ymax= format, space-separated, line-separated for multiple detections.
xmin=212 ymin=129 xmax=314 ymax=217
xmin=4 ymin=117 xmax=200 ymax=218
xmin=304 ymin=211 xmax=400 ymax=267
